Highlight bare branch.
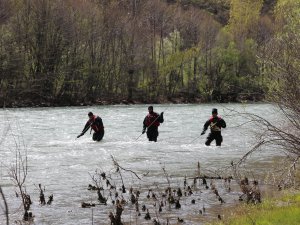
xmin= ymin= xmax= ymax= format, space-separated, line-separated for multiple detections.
xmin=110 ymin=155 xmax=141 ymax=180
xmin=0 ymin=186 xmax=9 ymax=225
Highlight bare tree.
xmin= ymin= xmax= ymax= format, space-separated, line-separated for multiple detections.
xmin=236 ymin=25 xmax=300 ymax=187
xmin=0 ymin=186 xmax=9 ymax=225
xmin=7 ymin=121 xmax=32 ymax=221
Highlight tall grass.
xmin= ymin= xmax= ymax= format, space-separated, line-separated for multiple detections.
xmin=211 ymin=193 xmax=300 ymax=225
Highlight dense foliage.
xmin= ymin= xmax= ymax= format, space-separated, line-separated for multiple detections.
xmin=0 ymin=0 xmax=287 ymax=107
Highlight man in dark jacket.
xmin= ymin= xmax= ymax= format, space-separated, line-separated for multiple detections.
xmin=142 ymin=106 xmax=164 ymax=142
xmin=77 ymin=112 xmax=104 ymax=141
xmin=201 ymin=108 xmax=226 ymax=146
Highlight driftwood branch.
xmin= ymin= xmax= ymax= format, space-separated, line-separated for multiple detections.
xmin=188 ymin=175 xmax=233 ymax=180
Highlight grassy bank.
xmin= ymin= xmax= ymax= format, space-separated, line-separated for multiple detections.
xmin=210 ymin=192 xmax=300 ymax=225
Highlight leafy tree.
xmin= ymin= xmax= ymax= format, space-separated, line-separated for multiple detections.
xmin=228 ymin=0 xmax=263 ymax=42
xmin=0 ymin=0 xmax=282 ymax=106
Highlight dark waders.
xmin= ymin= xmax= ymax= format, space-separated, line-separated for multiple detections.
xmin=93 ymin=130 xmax=104 ymax=141
xmin=147 ymin=127 xmax=158 ymax=142
xmin=205 ymin=131 xmax=223 ymax=146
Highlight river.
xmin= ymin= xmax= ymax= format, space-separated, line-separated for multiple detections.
xmin=0 ymin=103 xmax=281 ymax=225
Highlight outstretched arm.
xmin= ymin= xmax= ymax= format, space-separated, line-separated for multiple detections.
xmin=201 ymin=120 xmax=210 ymax=135
xmin=83 ymin=122 xmax=92 ymax=133
xmin=77 ymin=121 xmax=91 ymax=138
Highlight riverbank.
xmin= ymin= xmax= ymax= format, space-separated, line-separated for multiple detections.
xmin=208 ymin=160 xmax=300 ymax=225
xmin=1 ymin=97 xmax=203 ymax=108
xmin=209 ymin=191 xmax=300 ymax=225
xmin=1 ymin=92 xmax=264 ymax=108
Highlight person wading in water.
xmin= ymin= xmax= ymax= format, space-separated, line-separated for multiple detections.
xmin=201 ymin=108 xmax=226 ymax=146
xmin=77 ymin=112 xmax=104 ymax=141
xmin=142 ymin=106 xmax=164 ymax=142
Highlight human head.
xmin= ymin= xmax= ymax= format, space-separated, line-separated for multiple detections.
xmin=148 ymin=106 xmax=153 ymax=113
xmin=88 ymin=112 xmax=93 ymax=118
xmin=212 ymin=108 xmax=218 ymax=117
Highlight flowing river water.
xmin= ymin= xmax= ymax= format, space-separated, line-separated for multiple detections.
xmin=0 ymin=104 xmax=282 ymax=225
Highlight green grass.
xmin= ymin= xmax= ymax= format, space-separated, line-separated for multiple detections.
xmin=211 ymin=193 xmax=300 ymax=225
